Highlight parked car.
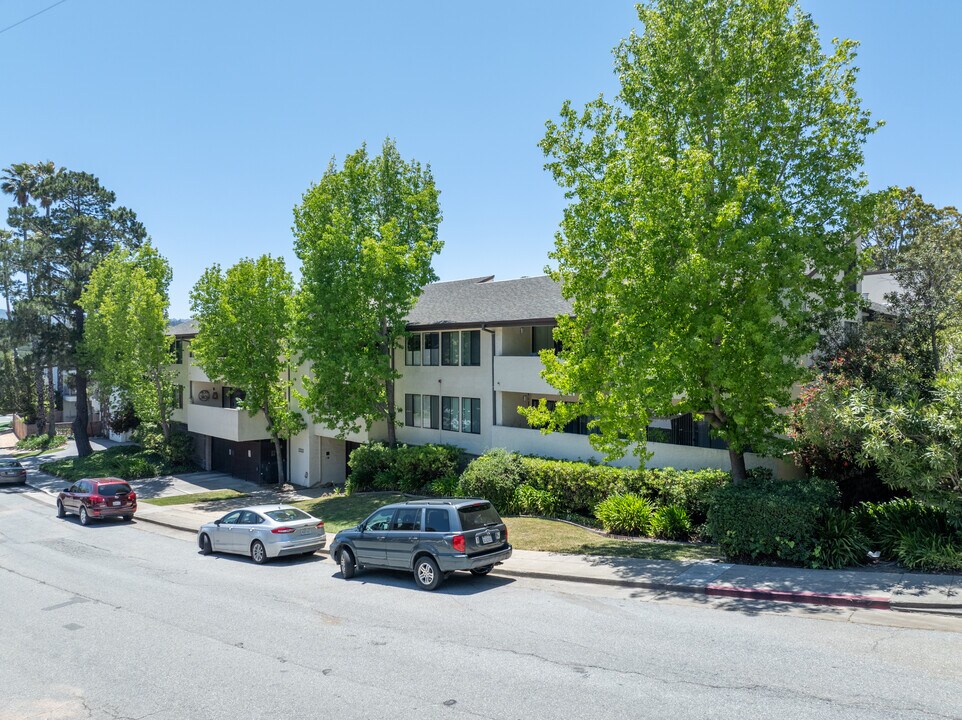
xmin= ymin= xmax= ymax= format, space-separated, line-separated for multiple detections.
xmin=197 ymin=505 xmax=326 ymax=564
xmin=0 ymin=459 xmax=27 ymax=485
xmin=56 ymin=478 xmax=137 ymax=525
xmin=330 ymin=498 xmax=512 ymax=591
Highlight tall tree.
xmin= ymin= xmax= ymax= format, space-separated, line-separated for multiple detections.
xmin=293 ymin=139 xmax=443 ymax=445
xmin=45 ymin=171 xmax=146 ymax=456
xmin=526 ymin=0 xmax=875 ymax=481
xmin=190 ymin=255 xmax=304 ymax=485
xmin=80 ymin=245 xmax=177 ymax=443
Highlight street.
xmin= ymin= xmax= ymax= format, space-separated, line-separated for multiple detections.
xmin=2 ymin=487 xmax=961 ymax=720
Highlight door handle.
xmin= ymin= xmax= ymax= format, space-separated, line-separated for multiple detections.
xmin=376 ymin=536 xmax=386 ymax=541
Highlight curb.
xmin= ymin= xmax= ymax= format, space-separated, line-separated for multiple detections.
xmin=704 ymin=584 xmax=891 ymax=610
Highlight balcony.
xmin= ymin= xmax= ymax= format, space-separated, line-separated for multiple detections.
xmin=187 ymin=402 xmax=271 ymax=442
xmin=493 ymin=355 xmax=556 ymax=395
xmin=188 ymin=363 xmax=211 ymax=383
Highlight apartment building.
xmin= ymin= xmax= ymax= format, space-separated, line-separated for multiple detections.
xmin=169 ymin=274 xmax=807 ymax=488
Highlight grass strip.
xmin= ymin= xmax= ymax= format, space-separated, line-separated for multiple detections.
xmin=142 ymin=489 xmax=249 ymax=506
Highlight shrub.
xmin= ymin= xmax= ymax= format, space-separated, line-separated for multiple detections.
xmin=705 ymin=477 xmax=840 ymax=564
xmin=133 ymin=427 xmax=195 ymax=468
xmin=895 ymin=528 xmax=962 ymax=572
xmin=635 ymin=468 xmax=730 ymax=525
xmin=428 ymin=474 xmax=461 ymax=497
xmin=811 ymin=509 xmax=869 ymax=569
xmin=15 ymin=434 xmax=67 ymax=451
xmin=459 ymin=449 xmax=527 ymax=514
xmin=854 ymin=498 xmax=949 ymax=556
xmin=392 ymin=444 xmax=462 ymax=494
xmin=595 ymin=493 xmax=654 ymax=536
xmin=513 ymin=484 xmax=560 ymax=516
xmin=520 ymin=456 xmax=637 ymax=515
xmin=650 ymin=504 xmax=692 ymax=540
xmin=347 ymin=443 xmax=393 ymax=492
xmin=108 ymin=403 xmax=140 ymax=434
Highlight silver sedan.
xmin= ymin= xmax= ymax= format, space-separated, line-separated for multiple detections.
xmin=197 ymin=505 xmax=326 ymax=564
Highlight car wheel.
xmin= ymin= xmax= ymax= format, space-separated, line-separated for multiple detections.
xmin=56 ymin=500 xmax=66 ymax=519
xmin=338 ymin=548 xmax=356 ymax=579
xmin=250 ymin=540 xmax=268 ymax=564
xmin=199 ymin=533 xmax=212 ymax=556
xmin=122 ymin=515 xmax=133 ymax=522
xmin=79 ymin=506 xmax=90 ymax=526
xmin=470 ymin=564 xmax=494 ymax=577
xmin=414 ymin=555 xmax=442 ymax=591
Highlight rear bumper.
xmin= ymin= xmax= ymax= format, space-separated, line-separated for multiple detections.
xmin=269 ymin=535 xmax=327 ymax=558
xmin=0 ymin=474 xmax=26 ymax=484
xmin=439 ymin=544 xmax=512 ymax=571
xmin=89 ymin=504 xmax=137 ymax=518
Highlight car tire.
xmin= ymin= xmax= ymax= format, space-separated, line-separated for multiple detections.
xmin=250 ymin=540 xmax=268 ymax=564
xmin=122 ymin=515 xmax=133 ymax=522
xmin=199 ymin=533 xmax=212 ymax=556
xmin=413 ymin=555 xmax=442 ymax=591
xmin=56 ymin=500 xmax=66 ymax=519
xmin=79 ymin=506 xmax=90 ymax=526
xmin=339 ymin=548 xmax=356 ymax=579
xmin=470 ymin=564 xmax=494 ymax=576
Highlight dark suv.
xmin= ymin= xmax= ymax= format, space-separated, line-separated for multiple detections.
xmin=330 ymin=499 xmax=512 ymax=591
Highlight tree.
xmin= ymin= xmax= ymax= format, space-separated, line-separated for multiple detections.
xmin=190 ymin=255 xmax=304 ymax=485
xmin=292 ymin=139 xmax=443 ymax=445
xmin=44 ymin=171 xmax=146 ymax=456
xmin=526 ymin=0 xmax=875 ymax=481
xmin=80 ymin=244 xmax=177 ymax=444
xmin=858 ymin=186 xmax=961 ymax=271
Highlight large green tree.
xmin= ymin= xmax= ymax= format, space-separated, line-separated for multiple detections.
xmin=45 ymin=171 xmax=146 ymax=456
xmin=190 ymin=255 xmax=304 ymax=485
xmin=293 ymin=139 xmax=443 ymax=445
xmin=526 ymin=0 xmax=875 ymax=480
xmin=80 ymin=245 xmax=177 ymax=443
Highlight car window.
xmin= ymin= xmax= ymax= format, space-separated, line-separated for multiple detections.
xmin=238 ymin=511 xmax=263 ymax=525
xmin=392 ymin=508 xmax=421 ymax=531
xmin=0 ymin=460 xmax=20 ymax=468
xmin=68 ymin=483 xmax=81 ymax=493
xmin=424 ymin=508 xmax=451 ymax=533
xmin=220 ymin=511 xmax=242 ymax=525
xmin=79 ymin=481 xmax=92 ymax=494
xmin=364 ymin=508 xmax=395 ymax=532
xmin=265 ymin=508 xmax=312 ymax=522
xmin=98 ymin=483 xmax=132 ymax=496
xmin=457 ymin=502 xmax=503 ymax=530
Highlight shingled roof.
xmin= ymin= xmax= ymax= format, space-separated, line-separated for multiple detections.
xmin=168 ymin=319 xmax=199 ymax=338
xmin=406 ymin=275 xmax=572 ymax=329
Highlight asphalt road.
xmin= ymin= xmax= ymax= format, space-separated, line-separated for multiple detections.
xmin=2 ymin=487 xmax=961 ymax=720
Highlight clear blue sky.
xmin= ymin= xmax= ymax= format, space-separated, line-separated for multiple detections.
xmin=3 ymin=0 xmax=961 ymax=318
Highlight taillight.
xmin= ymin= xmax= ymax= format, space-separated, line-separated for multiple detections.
xmin=504 ymin=526 xmax=508 ymax=542
xmin=271 ymin=527 xmax=296 ymax=534
xmin=452 ymin=534 xmax=465 ymax=553
xmin=316 ymin=521 xmax=325 ymax=529
xmin=90 ymin=494 xmax=104 ymax=506
xmin=129 ymin=492 xmax=137 ymax=501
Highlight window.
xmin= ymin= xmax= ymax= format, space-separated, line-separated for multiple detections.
xmin=441 ymin=396 xmax=460 ymax=431
xmin=532 ymin=326 xmax=562 ymax=354
xmin=265 ymin=508 xmax=312 ymax=522
xmin=222 ymin=387 xmax=245 ymax=409
xmin=422 ymin=332 xmax=439 ymax=366
xmin=174 ymin=385 xmax=184 ymax=410
xmin=461 ymin=397 xmax=481 ymax=434
xmin=461 ymin=330 xmax=481 ymax=366
xmin=173 ymin=339 xmax=184 ymax=364
xmin=405 ymin=334 xmax=421 ymax=366
xmin=423 ymin=394 xmax=439 ymax=430
xmin=441 ymin=331 xmax=460 ymax=366
xmin=458 ymin=502 xmax=502 ymax=530
xmin=424 ymin=508 xmax=451 ymax=533
xmin=364 ymin=508 xmax=395 ymax=532
xmin=238 ymin=511 xmax=263 ymax=525
xmin=220 ymin=511 xmax=242 ymax=525
xmin=392 ymin=508 xmax=421 ymax=531
xmin=404 ymin=394 xmax=422 ymax=427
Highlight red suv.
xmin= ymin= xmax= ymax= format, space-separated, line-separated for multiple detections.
xmin=57 ymin=478 xmax=137 ymax=525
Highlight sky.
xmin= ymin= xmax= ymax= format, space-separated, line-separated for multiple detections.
xmin=3 ymin=0 xmax=961 ymax=318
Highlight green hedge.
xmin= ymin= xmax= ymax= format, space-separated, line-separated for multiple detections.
xmin=347 ymin=443 xmax=462 ymax=495
xmin=705 ymin=477 xmax=840 ymax=564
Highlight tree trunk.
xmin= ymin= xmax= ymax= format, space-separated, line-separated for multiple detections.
xmin=73 ymin=371 xmax=93 ymax=457
xmin=46 ymin=364 xmax=56 ymax=438
xmin=729 ymin=449 xmax=748 ymax=483
xmin=386 ymin=376 xmax=397 ymax=448
xmin=154 ymin=376 xmax=171 ymax=444
xmin=272 ymin=434 xmax=286 ymax=486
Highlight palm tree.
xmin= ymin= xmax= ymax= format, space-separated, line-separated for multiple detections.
xmin=1 ymin=162 xmax=38 ymax=208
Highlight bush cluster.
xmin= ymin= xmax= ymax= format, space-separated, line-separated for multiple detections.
xmin=15 ymin=434 xmax=68 ymax=452
xmin=346 ymin=443 xmax=462 ymax=495
xmin=855 ymin=498 xmax=962 ymax=572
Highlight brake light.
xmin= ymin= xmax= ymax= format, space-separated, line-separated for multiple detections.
xmin=452 ymin=534 xmax=465 ymax=553
xmin=316 ymin=521 xmax=325 ymax=529
xmin=90 ymin=494 xmax=104 ymax=506
xmin=504 ymin=526 xmax=508 ymax=542
xmin=271 ymin=527 xmax=296 ymax=534
xmin=129 ymin=492 xmax=137 ymax=501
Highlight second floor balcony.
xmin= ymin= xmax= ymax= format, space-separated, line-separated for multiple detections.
xmin=186 ymin=402 xmax=271 ymax=443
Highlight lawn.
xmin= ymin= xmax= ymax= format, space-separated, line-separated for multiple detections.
xmin=41 ymin=445 xmax=197 ymax=481
xmin=294 ymin=492 xmax=721 ymax=561
xmin=142 ymin=489 xmax=249 ymax=506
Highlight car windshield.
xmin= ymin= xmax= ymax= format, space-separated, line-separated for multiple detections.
xmin=265 ymin=508 xmax=312 ymax=522
xmin=98 ymin=483 xmax=132 ymax=496
xmin=0 ymin=460 xmax=22 ymax=468
xmin=457 ymin=503 xmax=502 ymax=530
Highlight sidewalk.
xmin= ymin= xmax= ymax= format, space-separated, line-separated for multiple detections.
xmin=8 ymin=430 xmax=960 ymax=616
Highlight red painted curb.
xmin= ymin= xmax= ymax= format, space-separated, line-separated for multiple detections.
xmin=705 ymin=584 xmax=891 ymax=610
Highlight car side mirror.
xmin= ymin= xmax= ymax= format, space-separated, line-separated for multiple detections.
xmin=214 ymin=520 xmax=222 ymax=526
xmin=63 ymin=487 xmax=71 ymax=492
xmin=358 ymin=523 xmax=366 ymax=533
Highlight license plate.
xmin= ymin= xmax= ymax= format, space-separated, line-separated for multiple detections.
xmin=111 ymin=501 xmax=120 ymax=507
xmin=479 ymin=534 xmax=493 ymax=545
xmin=298 ymin=528 xmax=313 ymax=535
